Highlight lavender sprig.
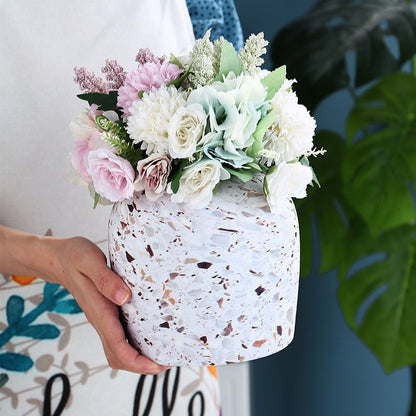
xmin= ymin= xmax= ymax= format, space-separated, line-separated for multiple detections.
xmin=135 ymin=48 xmax=165 ymax=65
xmin=73 ymin=67 xmax=108 ymax=94
xmin=101 ymin=59 xmax=126 ymax=90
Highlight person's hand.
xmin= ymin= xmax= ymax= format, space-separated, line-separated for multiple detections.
xmin=44 ymin=236 xmax=169 ymax=375
xmin=0 ymin=225 xmax=168 ymax=375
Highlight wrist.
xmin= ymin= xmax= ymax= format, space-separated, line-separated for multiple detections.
xmin=0 ymin=225 xmax=63 ymax=283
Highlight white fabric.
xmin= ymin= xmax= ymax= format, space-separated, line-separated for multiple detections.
xmin=0 ymin=1 xmax=221 ymax=414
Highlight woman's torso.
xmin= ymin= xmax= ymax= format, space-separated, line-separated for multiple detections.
xmin=0 ymin=2 xmax=221 ymax=414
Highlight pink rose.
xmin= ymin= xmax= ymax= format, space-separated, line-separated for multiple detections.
xmin=70 ymin=105 xmax=106 ymax=183
xmin=117 ymin=59 xmax=182 ymax=118
xmin=88 ymin=148 xmax=135 ymax=202
xmin=135 ymin=154 xmax=171 ymax=201
xmin=71 ymin=137 xmax=98 ymax=183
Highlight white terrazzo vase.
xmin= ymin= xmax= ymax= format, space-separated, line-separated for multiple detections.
xmin=108 ymin=176 xmax=300 ymax=366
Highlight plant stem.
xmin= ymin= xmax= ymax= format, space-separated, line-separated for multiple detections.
xmin=408 ymin=366 xmax=416 ymax=416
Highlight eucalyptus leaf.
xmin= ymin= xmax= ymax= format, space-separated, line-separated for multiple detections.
xmin=342 ymin=73 xmax=416 ymax=234
xmin=271 ymin=0 xmax=416 ymax=110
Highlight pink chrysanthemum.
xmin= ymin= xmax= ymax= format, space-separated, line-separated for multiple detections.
xmin=117 ymin=60 xmax=183 ymax=118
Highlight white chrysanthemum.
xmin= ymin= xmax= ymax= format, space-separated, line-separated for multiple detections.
xmin=127 ymin=85 xmax=188 ymax=155
xmin=262 ymin=79 xmax=316 ymax=165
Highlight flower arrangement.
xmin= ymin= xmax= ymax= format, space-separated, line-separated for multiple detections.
xmin=70 ymin=31 xmax=322 ymax=213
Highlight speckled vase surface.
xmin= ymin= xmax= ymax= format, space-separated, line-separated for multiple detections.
xmin=108 ymin=176 xmax=300 ymax=366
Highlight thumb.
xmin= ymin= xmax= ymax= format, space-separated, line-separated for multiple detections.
xmin=93 ymin=263 xmax=131 ymax=306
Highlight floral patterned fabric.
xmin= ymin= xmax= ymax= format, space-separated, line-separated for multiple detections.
xmin=0 ymin=235 xmax=220 ymax=415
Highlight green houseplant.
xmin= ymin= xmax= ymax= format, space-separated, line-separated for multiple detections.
xmin=271 ymin=0 xmax=416 ymax=413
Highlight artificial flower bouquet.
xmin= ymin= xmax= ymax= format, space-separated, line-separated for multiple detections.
xmin=70 ymin=30 xmax=320 ymax=213
xmin=70 ymin=31 xmax=323 ymax=366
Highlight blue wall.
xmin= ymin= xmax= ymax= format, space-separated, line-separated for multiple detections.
xmin=234 ymin=1 xmax=411 ymax=415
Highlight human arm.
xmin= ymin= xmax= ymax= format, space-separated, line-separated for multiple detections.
xmin=0 ymin=224 xmax=168 ymax=375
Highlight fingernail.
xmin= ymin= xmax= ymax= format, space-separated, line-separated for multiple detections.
xmin=114 ymin=287 xmax=130 ymax=305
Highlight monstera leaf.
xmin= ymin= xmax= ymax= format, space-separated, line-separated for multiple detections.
xmin=337 ymin=224 xmax=416 ymax=373
xmin=296 ymin=130 xmax=349 ymax=275
xmin=298 ymin=127 xmax=416 ymax=373
xmin=342 ymin=72 xmax=416 ymax=234
xmin=271 ymin=0 xmax=416 ymax=110
xmin=296 ymin=130 xmax=370 ymax=277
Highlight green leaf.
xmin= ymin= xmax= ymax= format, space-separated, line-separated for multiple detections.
xmin=261 ymin=65 xmax=286 ymax=101
xmin=167 ymin=67 xmax=190 ymax=89
xmin=249 ymin=111 xmax=278 ymax=157
xmin=77 ymin=91 xmax=119 ymax=111
xmin=93 ymin=192 xmax=101 ymax=209
xmin=213 ymin=40 xmax=242 ymax=81
xmin=342 ymin=73 xmax=416 ymax=234
xmin=224 ymin=167 xmax=253 ymax=182
xmin=124 ymin=148 xmax=143 ymax=167
xmin=169 ymin=159 xmax=189 ymax=194
xmin=271 ymin=0 xmax=416 ymax=110
xmin=337 ymin=224 xmax=416 ymax=373
xmin=169 ymin=53 xmax=184 ymax=69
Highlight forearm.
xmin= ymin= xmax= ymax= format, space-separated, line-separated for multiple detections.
xmin=0 ymin=224 xmax=58 ymax=280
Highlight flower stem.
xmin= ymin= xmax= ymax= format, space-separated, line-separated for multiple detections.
xmin=408 ymin=366 xmax=416 ymax=416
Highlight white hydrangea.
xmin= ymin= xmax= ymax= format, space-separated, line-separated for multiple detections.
xmin=262 ymin=79 xmax=316 ymax=166
xmin=127 ymin=85 xmax=188 ymax=155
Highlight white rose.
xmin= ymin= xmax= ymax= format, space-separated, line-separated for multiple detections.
xmin=170 ymin=159 xmax=230 ymax=209
xmin=168 ymin=104 xmax=207 ymax=159
xmin=265 ymin=162 xmax=313 ymax=214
